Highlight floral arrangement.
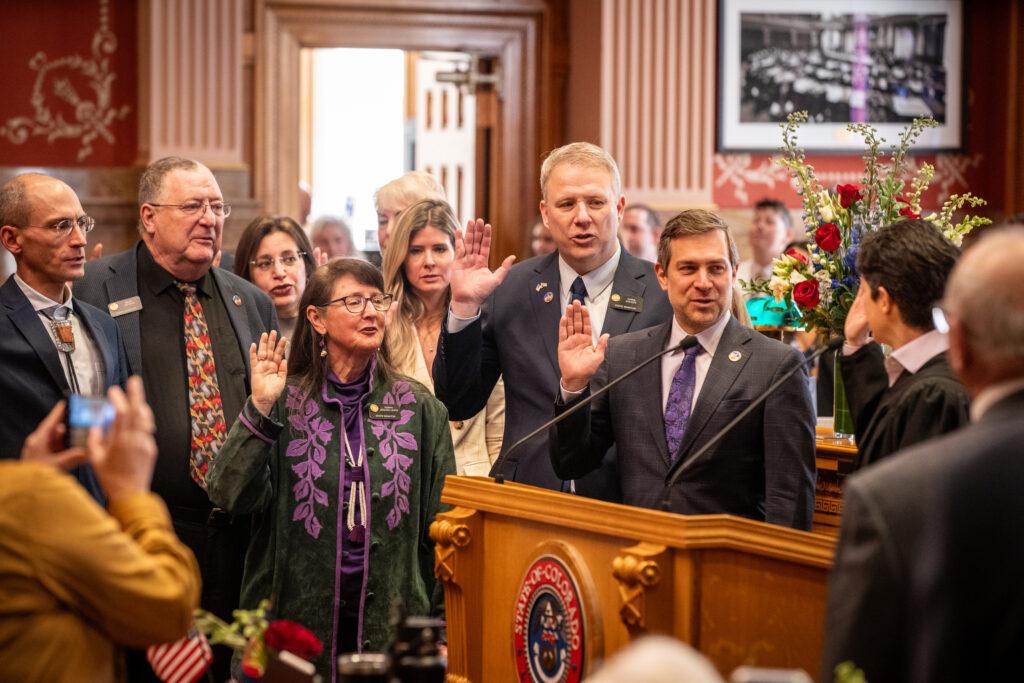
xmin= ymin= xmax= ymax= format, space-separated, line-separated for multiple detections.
xmin=195 ymin=600 xmax=323 ymax=679
xmin=745 ymin=111 xmax=991 ymax=336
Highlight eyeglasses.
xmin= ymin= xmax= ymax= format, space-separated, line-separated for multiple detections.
xmin=250 ymin=252 xmax=306 ymax=272
xmin=19 ymin=215 xmax=96 ymax=238
xmin=148 ymin=200 xmax=232 ymax=217
xmin=323 ymin=293 xmax=394 ymax=314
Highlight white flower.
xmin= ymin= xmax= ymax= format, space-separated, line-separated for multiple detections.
xmin=817 ymin=190 xmax=834 ymax=222
xmin=789 ymin=270 xmax=807 ymax=285
xmin=769 ymin=276 xmax=789 ymax=302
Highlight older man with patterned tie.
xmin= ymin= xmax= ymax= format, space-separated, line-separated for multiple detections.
xmin=75 ymin=157 xmax=277 ymax=680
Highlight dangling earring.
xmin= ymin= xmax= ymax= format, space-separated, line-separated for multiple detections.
xmin=319 ymin=335 xmax=327 ymax=358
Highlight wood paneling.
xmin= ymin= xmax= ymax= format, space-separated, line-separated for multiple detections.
xmin=600 ymin=0 xmax=715 ymax=209
xmin=253 ymin=0 xmax=559 ymax=261
xmin=138 ymin=0 xmax=245 ymax=167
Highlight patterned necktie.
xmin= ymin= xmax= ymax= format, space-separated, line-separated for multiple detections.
xmin=664 ymin=342 xmax=704 ymax=462
xmin=569 ymin=276 xmax=588 ymax=305
xmin=176 ymin=282 xmax=227 ymax=489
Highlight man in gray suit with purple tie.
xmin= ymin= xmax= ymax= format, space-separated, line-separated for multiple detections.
xmin=551 ymin=209 xmax=816 ymax=529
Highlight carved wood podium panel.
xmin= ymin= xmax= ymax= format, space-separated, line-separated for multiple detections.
xmin=431 ymin=476 xmax=836 ymax=682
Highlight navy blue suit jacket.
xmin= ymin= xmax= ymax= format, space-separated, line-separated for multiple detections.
xmin=433 ymin=250 xmax=673 ymax=501
xmin=0 ymin=275 xmax=128 ymax=501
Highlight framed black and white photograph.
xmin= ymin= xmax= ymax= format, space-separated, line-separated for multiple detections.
xmin=718 ymin=0 xmax=965 ymax=152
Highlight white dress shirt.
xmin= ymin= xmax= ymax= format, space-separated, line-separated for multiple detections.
xmin=14 ymin=274 xmax=106 ymax=396
xmin=844 ymin=329 xmax=949 ymax=388
xmin=660 ymin=312 xmax=732 ymax=413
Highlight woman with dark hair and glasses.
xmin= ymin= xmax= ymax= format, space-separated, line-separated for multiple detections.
xmin=207 ymin=258 xmax=455 ymax=677
xmin=233 ymin=216 xmax=323 ymax=341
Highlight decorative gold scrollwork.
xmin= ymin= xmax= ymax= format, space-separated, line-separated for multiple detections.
xmin=445 ymin=675 xmax=471 ymax=683
xmin=430 ymin=519 xmax=472 ymax=583
xmin=611 ymin=543 xmax=666 ymax=630
xmin=0 ymin=0 xmax=131 ymax=161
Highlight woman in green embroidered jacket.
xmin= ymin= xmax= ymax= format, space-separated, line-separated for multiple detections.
xmin=206 ymin=258 xmax=455 ymax=679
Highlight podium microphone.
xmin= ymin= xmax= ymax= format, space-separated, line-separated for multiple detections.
xmin=659 ymin=336 xmax=845 ymax=512
xmin=491 ymin=335 xmax=700 ymax=484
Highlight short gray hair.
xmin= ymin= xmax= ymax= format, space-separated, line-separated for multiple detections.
xmin=946 ymin=227 xmax=1024 ymax=369
xmin=138 ymin=156 xmax=201 ymax=206
xmin=540 ymin=142 xmax=622 ymax=200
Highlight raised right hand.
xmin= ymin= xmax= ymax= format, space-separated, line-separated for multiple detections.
xmin=250 ymin=331 xmax=289 ymax=416
xmin=449 ymin=218 xmax=516 ymax=317
xmin=844 ymin=286 xmax=871 ymax=347
xmin=557 ymin=302 xmax=609 ymax=393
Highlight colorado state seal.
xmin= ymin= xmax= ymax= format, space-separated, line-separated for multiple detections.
xmin=513 ymin=556 xmax=585 ymax=683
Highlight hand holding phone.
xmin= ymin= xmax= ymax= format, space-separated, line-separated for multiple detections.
xmin=87 ymin=377 xmax=158 ymax=499
xmin=20 ymin=401 xmax=88 ymax=471
xmin=66 ymin=394 xmax=115 ymax=449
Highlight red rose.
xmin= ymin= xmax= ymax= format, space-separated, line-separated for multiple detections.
xmin=899 ymin=205 xmax=921 ymax=220
xmin=814 ymin=222 xmax=842 ymax=253
xmin=264 ymin=620 xmax=324 ymax=660
xmin=784 ymin=247 xmax=808 ymax=265
xmin=792 ymin=279 xmax=821 ymax=309
xmin=836 ymin=183 xmax=863 ymax=208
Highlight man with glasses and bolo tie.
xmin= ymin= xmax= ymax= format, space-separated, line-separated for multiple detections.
xmin=0 ymin=173 xmax=128 ymax=502
xmin=75 ymin=157 xmax=278 ymax=681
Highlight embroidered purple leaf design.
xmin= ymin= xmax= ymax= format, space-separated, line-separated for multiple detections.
xmin=375 ymin=383 xmax=418 ymax=530
xmin=285 ymin=394 xmax=332 ymax=539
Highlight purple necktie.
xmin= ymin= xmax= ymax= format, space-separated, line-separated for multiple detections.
xmin=664 ymin=342 xmax=703 ymax=462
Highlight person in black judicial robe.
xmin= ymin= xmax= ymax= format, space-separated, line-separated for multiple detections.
xmin=822 ymin=228 xmax=1024 ymax=683
xmin=838 ymin=219 xmax=969 ymax=470
xmin=75 ymin=158 xmax=277 ymax=681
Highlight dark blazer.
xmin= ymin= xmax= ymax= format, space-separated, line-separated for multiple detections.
xmin=0 ymin=275 xmax=128 ymax=501
xmin=433 ymin=250 xmax=672 ymax=501
xmin=822 ymin=389 xmax=1024 ymax=683
xmin=74 ymin=242 xmax=277 ymax=378
xmin=551 ymin=316 xmax=816 ymax=529
xmin=841 ymin=343 xmax=969 ymax=470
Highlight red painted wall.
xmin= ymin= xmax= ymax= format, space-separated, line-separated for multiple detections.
xmin=0 ymin=0 xmax=137 ymax=167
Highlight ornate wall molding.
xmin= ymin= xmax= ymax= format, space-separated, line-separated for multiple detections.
xmin=0 ymin=0 xmax=131 ymax=161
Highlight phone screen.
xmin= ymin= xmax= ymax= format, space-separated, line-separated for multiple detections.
xmin=66 ymin=394 xmax=115 ymax=448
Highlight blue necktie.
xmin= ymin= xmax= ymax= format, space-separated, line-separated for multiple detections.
xmin=569 ymin=276 xmax=588 ymax=305
xmin=664 ymin=342 xmax=704 ymax=462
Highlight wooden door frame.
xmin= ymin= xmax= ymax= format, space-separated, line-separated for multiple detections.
xmin=254 ymin=0 xmax=561 ymax=260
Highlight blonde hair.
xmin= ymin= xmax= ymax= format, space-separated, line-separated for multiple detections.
xmin=539 ymin=142 xmax=622 ymax=200
xmin=374 ymin=171 xmax=445 ymax=213
xmin=381 ymin=199 xmax=458 ymax=372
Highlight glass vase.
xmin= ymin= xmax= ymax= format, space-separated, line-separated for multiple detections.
xmin=832 ymin=349 xmax=855 ymax=439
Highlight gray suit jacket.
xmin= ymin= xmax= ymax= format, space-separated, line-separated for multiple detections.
xmin=73 ymin=242 xmax=277 ymax=378
xmin=551 ymin=316 xmax=816 ymax=529
xmin=822 ymin=388 xmax=1024 ymax=683
xmin=433 ymin=250 xmax=673 ymax=501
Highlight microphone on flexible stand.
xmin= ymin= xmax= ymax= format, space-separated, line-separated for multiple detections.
xmin=491 ymin=335 xmax=701 ymax=484
xmin=658 ymin=336 xmax=845 ymax=512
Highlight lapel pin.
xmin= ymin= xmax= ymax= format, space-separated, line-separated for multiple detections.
xmin=233 ymin=295 xmax=242 ymax=306
xmin=611 ymin=293 xmax=621 ymax=302
xmin=543 ymin=292 xmax=554 ymax=303
xmin=729 ymin=350 xmax=742 ymax=362
xmin=536 ymin=282 xmax=547 ymax=292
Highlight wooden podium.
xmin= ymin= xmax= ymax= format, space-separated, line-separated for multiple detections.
xmin=431 ymin=476 xmax=835 ymax=682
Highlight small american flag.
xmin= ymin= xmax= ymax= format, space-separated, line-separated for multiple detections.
xmin=146 ymin=627 xmax=214 ymax=683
